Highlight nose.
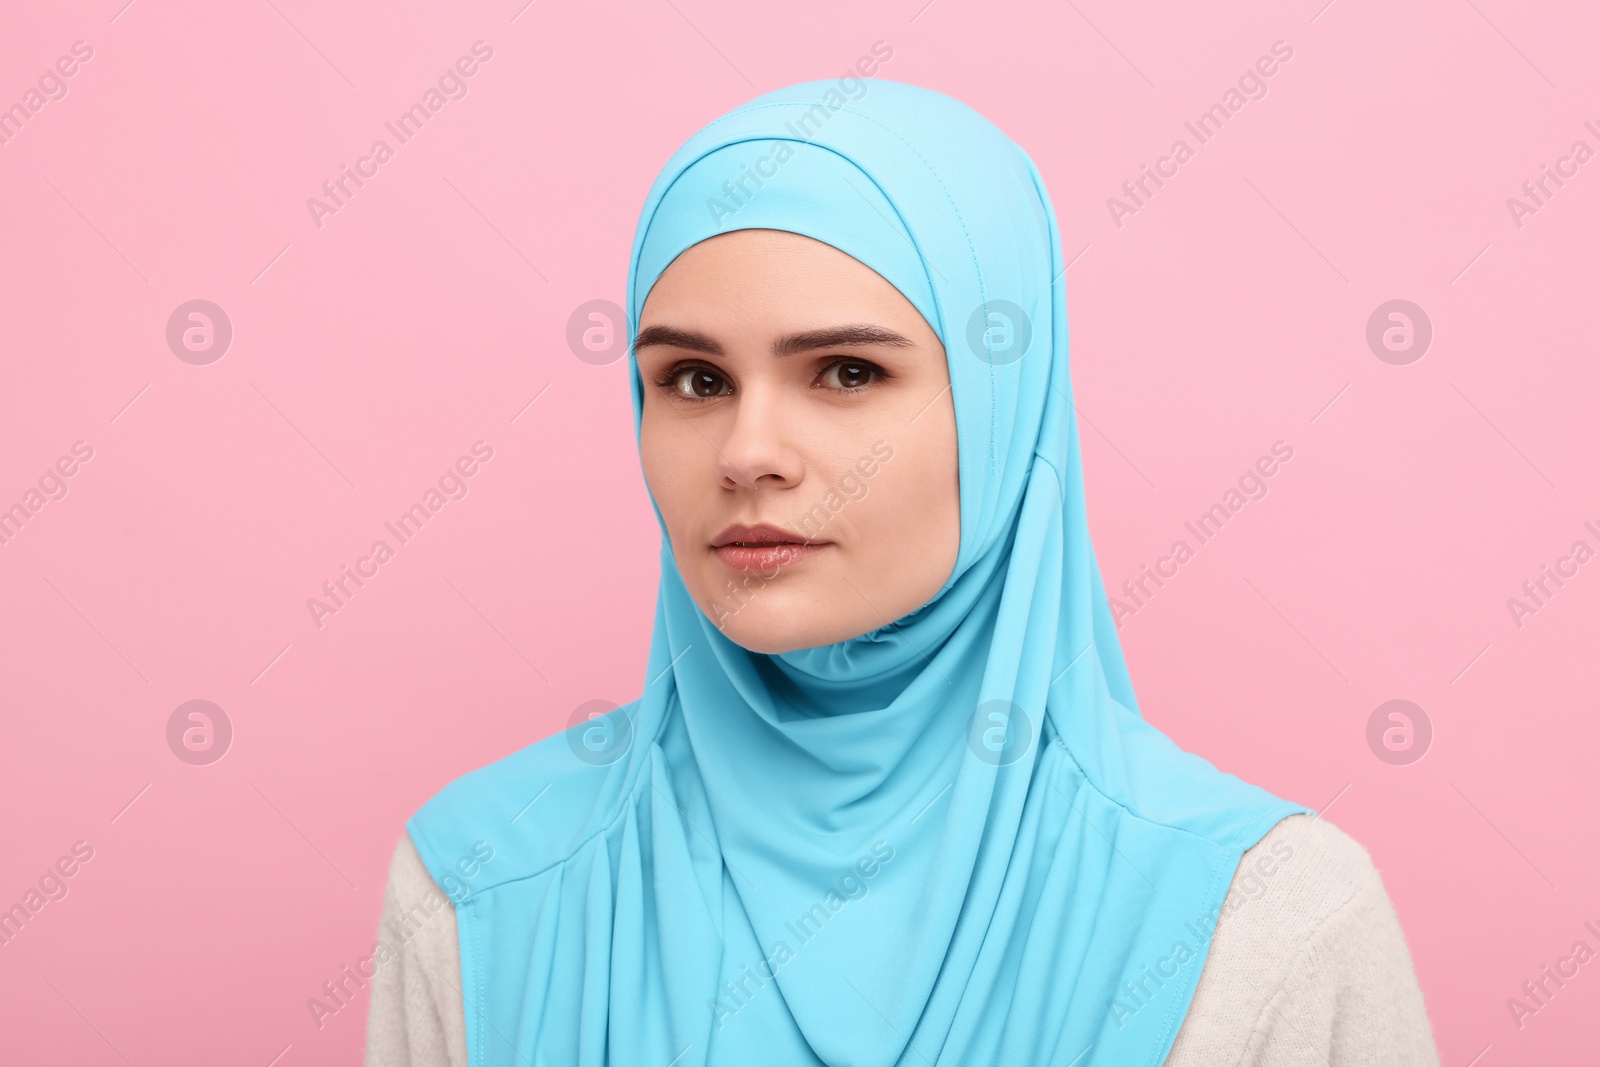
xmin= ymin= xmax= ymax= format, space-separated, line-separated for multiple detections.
xmin=715 ymin=385 xmax=804 ymax=491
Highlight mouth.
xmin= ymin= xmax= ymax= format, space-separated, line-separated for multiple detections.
xmin=710 ymin=522 xmax=823 ymax=549
xmin=711 ymin=523 xmax=830 ymax=574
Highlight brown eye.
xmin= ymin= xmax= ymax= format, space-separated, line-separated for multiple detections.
xmin=662 ymin=365 xmax=730 ymax=400
xmin=819 ymin=360 xmax=880 ymax=391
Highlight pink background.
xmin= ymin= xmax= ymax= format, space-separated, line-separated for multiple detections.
xmin=2 ymin=0 xmax=1596 ymax=1062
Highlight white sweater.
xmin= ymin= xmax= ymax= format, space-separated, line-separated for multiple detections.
xmin=363 ymin=812 xmax=1440 ymax=1065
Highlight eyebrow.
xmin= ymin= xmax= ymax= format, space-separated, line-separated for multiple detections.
xmin=633 ymin=323 xmax=918 ymax=358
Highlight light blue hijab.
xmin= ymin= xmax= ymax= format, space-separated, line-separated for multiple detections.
xmin=408 ymin=77 xmax=1309 ymax=1067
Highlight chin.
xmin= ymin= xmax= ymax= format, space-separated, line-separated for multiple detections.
xmin=697 ymin=586 xmax=851 ymax=654
xmin=711 ymin=612 xmax=827 ymax=655
xmin=722 ymin=628 xmax=811 ymax=655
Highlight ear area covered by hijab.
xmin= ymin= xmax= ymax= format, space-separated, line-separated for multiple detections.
xmin=406 ymin=78 xmax=1311 ymax=1067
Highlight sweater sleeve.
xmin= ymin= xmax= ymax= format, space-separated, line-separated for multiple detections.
xmin=1164 ymin=813 xmax=1441 ymax=1066
xmin=364 ymin=833 xmax=468 ymax=1067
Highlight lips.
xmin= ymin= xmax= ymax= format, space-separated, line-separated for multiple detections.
xmin=711 ymin=523 xmax=830 ymax=574
xmin=711 ymin=522 xmax=819 ymax=549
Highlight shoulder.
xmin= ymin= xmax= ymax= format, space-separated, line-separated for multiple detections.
xmin=1219 ymin=812 xmax=1380 ymax=937
xmin=382 ymin=830 xmax=454 ymax=916
xmin=378 ymin=832 xmax=460 ymax=967
xmin=365 ymin=834 xmax=468 ymax=1067
xmin=1166 ymin=813 xmax=1440 ymax=1065
xmin=405 ymin=702 xmax=647 ymax=895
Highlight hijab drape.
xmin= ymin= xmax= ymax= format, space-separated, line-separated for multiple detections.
xmin=409 ymin=77 xmax=1309 ymax=1067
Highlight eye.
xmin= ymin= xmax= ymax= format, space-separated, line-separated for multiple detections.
xmin=817 ymin=359 xmax=885 ymax=392
xmin=654 ymin=364 xmax=731 ymax=401
xmin=649 ymin=357 xmax=890 ymax=403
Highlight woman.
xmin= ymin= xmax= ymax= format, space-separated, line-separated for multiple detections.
xmin=365 ymin=78 xmax=1439 ymax=1066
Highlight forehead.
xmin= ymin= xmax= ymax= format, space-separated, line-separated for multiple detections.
xmin=638 ymin=229 xmax=938 ymax=342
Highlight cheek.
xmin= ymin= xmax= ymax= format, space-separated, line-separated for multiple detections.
xmin=640 ymin=419 xmax=695 ymax=528
xmin=906 ymin=431 xmax=961 ymax=569
xmin=854 ymin=447 xmax=959 ymax=556
xmin=643 ymin=419 xmax=713 ymax=547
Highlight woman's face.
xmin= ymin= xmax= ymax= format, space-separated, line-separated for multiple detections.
xmin=636 ymin=228 xmax=960 ymax=655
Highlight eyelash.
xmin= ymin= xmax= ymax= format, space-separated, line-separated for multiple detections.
xmin=650 ymin=357 xmax=891 ymax=402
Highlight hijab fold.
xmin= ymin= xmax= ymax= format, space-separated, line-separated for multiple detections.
xmin=408 ymin=78 xmax=1309 ymax=1067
